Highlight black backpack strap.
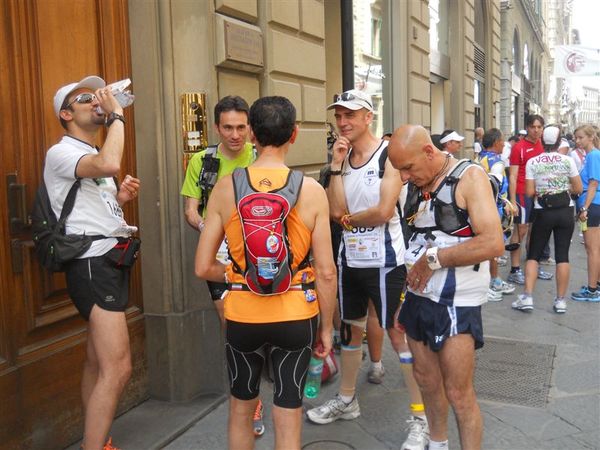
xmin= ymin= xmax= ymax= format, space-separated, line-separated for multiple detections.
xmin=198 ymin=145 xmax=220 ymax=215
xmin=378 ymin=146 xmax=388 ymax=178
xmin=57 ymin=178 xmax=82 ymax=226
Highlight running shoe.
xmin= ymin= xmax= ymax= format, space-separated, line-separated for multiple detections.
xmin=496 ymin=255 xmax=508 ymax=267
xmin=400 ymin=415 xmax=429 ymax=450
xmin=571 ymin=287 xmax=600 ymax=302
xmin=103 ymin=438 xmax=120 ymax=450
xmin=511 ymin=294 xmax=534 ymax=311
xmin=306 ymin=394 xmax=360 ymax=424
xmin=537 ymin=269 xmax=554 ymax=280
xmin=507 ymin=269 xmax=525 ymax=285
xmin=253 ymin=399 xmax=265 ymax=437
xmin=367 ymin=363 xmax=385 ymax=384
xmin=539 ymin=257 xmax=556 ymax=266
xmin=490 ymin=279 xmax=516 ymax=295
xmin=487 ymin=287 xmax=503 ymax=302
xmin=553 ymin=298 xmax=567 ymax=314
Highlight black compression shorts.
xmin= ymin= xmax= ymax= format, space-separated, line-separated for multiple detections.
xmin=225 ymin=316 xmax=318 ymax=408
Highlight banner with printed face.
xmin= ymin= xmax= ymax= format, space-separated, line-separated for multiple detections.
xmin=553 ymin=45 xmax=600 ymax=77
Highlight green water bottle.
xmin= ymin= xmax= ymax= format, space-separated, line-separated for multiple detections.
xmin=304 ymin=356 xmax=323 ymax=398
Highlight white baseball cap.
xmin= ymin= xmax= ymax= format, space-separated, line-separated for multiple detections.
xmin=439 ymin=131 xmax=465 ymax=144
xmin=518 ymin=129 xmax=527 ymax=135
xmin=327 ymin=89 xmax=373 ymax=112
xmin=542 ymin=126 xmax=560 ymax=146
xmin=53 ymin=75 xmax=106 ymax=118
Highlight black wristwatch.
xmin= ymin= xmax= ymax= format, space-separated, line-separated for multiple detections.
xmin=106 ymin=112 xmax=126 ymax=127
xmin=329 ymin=169 xmax=342 ymax=176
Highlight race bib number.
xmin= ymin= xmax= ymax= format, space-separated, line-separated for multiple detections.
xmin=216 ymin=239 xmax=230 ymax=265
xmin=343 ymin=226 xmax=381 ymax=260
xmin=404 ymin=236 xmax=427 ymax=270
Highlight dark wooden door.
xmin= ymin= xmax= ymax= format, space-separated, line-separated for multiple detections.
xmin=0 ymin=1 xmax=147 ymax=448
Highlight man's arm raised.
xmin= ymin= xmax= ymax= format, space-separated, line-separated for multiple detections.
xmin=76 ymin=90 xmax=125 ymax=178
xmin=326 ymin=137 xmax=351 ymax=221
xmin=345 ymin=157 xmax=402 ymax=227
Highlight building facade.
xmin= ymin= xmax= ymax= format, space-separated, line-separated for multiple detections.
xmin=542 ymin=0 xmax=574 ymax=127
xmin=499 ymin=0 xmax=548 ymax=136
xmin=0 ymin=0 xmax=502 ymax=447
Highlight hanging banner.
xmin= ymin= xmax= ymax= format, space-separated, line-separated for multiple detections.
xmin=553 ymin=45 xmax=600 ymax=77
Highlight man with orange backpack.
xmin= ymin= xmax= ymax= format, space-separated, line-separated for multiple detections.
xmin=195 ymin=96 xmax=336 ymax=450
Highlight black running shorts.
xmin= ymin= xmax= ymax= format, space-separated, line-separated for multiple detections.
xmin=338 ymin=265 xmax=406 ymax=329
xmin=65 ymin=254 xmax=130 ymax=321
xmin=225 ymin=316 xmax=318 ymax=408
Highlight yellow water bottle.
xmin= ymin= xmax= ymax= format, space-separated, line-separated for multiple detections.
xmin=580 ymin=219 xmax=588 ymax=233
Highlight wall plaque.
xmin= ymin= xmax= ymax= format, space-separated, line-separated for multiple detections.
xmin=224 ymin=21 xmax=263 ymax=67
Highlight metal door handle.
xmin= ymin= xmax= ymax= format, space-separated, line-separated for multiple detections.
xmin=7 ymin=173 xmax=30 ymax=234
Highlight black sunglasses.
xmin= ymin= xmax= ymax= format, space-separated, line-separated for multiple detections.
xmin=64 ymin=93 xmax=96 ymax=109
xmin=334 ymin=92 xmax=373 ymax=108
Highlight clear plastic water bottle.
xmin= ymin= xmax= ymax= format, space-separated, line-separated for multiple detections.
xmin=304 ymin=356 xmax=324 ymax=398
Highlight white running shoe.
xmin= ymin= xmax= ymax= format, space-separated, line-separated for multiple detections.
xmin=512 ymin=294 xmax=534 ymax=311
xmin=496 ymin=255 xmax=508 ymax=267
xmin=367 ymin=364 xmax=385 ymax=384
xmin=491 ymin=279 xmax=516 ymax=295
xmin=553 ymin=298 xmax=567 ymax=314
xmin=306 ymin=394 xmax=360 ymax=424
xmin=400 ymin=416 xmax=429 ymax=450
xmin=487 ymin=287 xmax=503 ymax=302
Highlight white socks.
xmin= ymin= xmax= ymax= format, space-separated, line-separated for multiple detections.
xmin=428 ymin=439 xmax=449 ymax=450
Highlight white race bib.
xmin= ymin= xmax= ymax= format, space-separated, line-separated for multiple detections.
xmin=343 ymin=226 xmax=382 ymax=260
xmin=216 ymin=239 xmax=230 ymax=265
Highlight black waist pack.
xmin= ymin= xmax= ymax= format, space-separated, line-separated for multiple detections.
xmin=538 ymin=191 xmax=571 ymax=209
xmin=105 ymin=237 xmax=141 ymax=269
xmin=31 ymin=178 xmax=105 ymax=272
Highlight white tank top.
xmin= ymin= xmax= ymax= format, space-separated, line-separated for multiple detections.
xmin=404 ymin=181 xmax=489 ymax=307
xmin=338 ymin=140 xmax=405 ymax=268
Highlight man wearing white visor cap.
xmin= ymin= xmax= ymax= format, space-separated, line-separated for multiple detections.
xmin=439 ymin=130 xmax=464 ymax=155
xmin=46 ymin=75 xmax=140 ymax=450
xmin=308 ymin=90 xmax=429 ymax=450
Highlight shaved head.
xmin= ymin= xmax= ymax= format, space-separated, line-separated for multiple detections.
xmin=388 ymin=124 xmax=447 ymax=187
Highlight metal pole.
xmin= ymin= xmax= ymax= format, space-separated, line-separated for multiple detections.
xmin=340 ymin=0 xmax=354 ymax=91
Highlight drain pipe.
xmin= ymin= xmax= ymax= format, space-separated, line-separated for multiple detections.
xmin=340 ymin=0 xmax=354 ymax=91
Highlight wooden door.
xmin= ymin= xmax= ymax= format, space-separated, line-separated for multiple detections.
xmin=0 ymin=1 xmax=147 ymax=448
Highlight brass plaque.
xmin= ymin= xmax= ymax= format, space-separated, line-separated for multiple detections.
xmin=224 ymin=22 xmax=263 ymax=66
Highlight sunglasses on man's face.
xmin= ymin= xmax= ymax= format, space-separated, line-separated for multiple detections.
xmin=334 ymin=92 xmax=373 ymax=108
xmin=64 ymin=93 xmax=96 ymax=109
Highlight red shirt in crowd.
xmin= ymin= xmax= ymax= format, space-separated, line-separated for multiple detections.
xmin=510 ymin=138 xmax=543 ymax=194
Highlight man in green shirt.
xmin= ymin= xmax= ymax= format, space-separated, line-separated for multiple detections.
xmin=181 ymin=96 xmax=265 ymax=436
xmin=181 ymin=95 xmax=255 ymax=319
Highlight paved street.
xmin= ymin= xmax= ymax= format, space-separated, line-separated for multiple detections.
xmin=70 ymin=237 xmax=600 ymax=450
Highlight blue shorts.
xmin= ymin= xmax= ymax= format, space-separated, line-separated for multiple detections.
xmin=515 ymin=193 xmax=534 ymax=224
xmin=588 ymin=204 xmax=600 ymax=227
xmin=398 ymin=292 xmax=484 ymax=352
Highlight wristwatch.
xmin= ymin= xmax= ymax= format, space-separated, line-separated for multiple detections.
xmin=426 ymin=247 xmax=442 ymax=270
xmin=580 ymin=206 xmax=588 ymax=212
xmin=329 ymin=169 xmax=342 ymax=176
xmin=106 ymin=112 xmax=126 ymax=127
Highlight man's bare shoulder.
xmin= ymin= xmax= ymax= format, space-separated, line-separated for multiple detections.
xmin=456 ymin=164 xmax=493 ymax=207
